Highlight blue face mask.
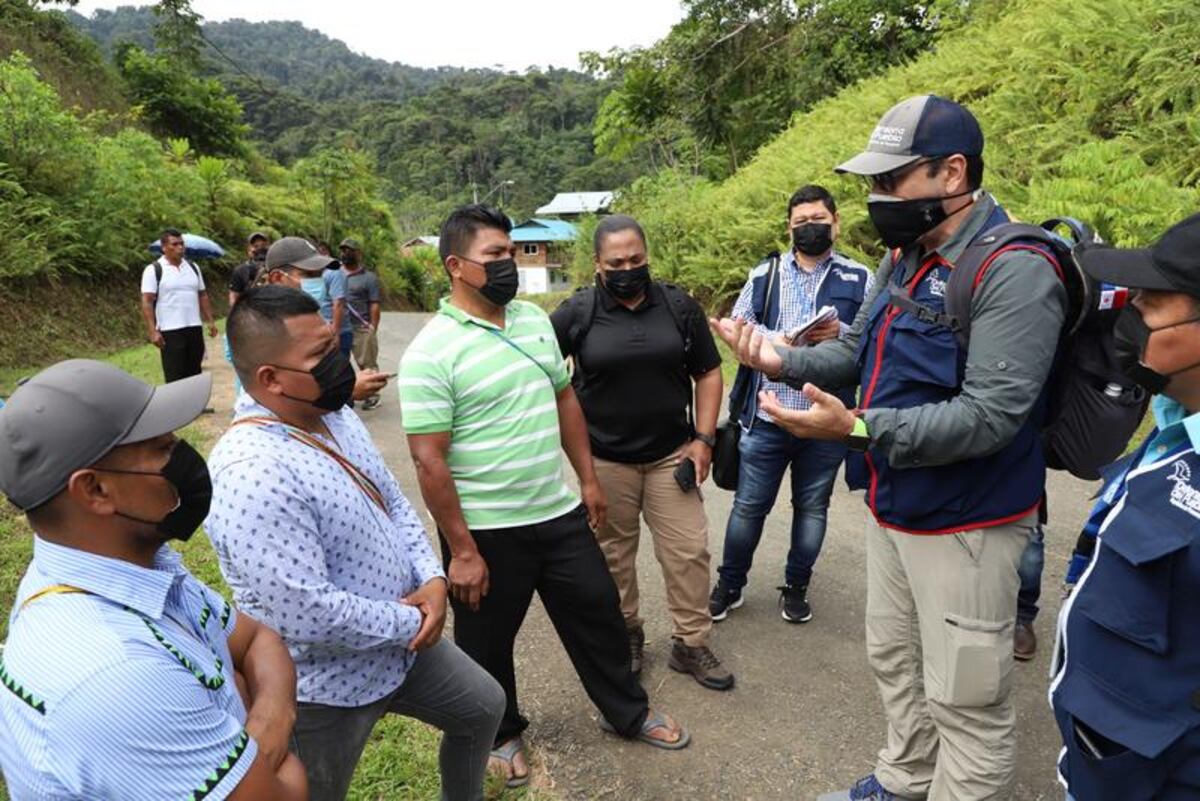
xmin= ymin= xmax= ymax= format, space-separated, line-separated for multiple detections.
xmin=301 ymin=277 xmax=327 ymax=305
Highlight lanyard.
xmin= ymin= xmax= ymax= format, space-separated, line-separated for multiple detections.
xmin=232 ymin=416 xmax=388 ymax=512
xmin=470 ymin=323 xmax=556 ymax=385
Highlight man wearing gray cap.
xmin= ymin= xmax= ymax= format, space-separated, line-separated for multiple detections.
xmin=713 ymin=96 xmax=1067 ymax=800
xmin=339 ymin=237 xmax=383 ymax=410
xmin=0 ymin=360 xmax=306 ymax=800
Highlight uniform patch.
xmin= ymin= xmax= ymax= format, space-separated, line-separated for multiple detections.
xmin=1168 ymin=459 xmax=1200 ymax=520
xmin=926 ymin=275 xmax=947 ymax=298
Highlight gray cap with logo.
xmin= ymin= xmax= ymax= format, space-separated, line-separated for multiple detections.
xmin=836 ymin=94 xmax=985 ymax=177
xmin=265 ymin=236 xmax=339 ymax=273
xmin=0 ymin=360 xmax=211 ymax=510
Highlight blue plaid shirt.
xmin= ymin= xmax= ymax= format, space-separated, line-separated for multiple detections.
xmin=0 ymin=539 xmax=254 ymax=800
xmin=732 ymin=250 xmax=874 ymax=420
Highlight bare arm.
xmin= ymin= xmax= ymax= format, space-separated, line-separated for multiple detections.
xmin=199 ymin=292 xmax=218 ymax=336
xmin=227 ymin=751 xmax=308 ymax=801
xmin=141 ymin=293 xmax=163 ymax=347
xmin=693 ymin=366 xmax=722 ymax=437
xmin=369 ymin=302 xmax=381 ymax=330
xmin=227 ymin=612 xmax=296 ymax=771
xmin=229 ymin=290 xmax=240 ymax=307
xmin=331 ymin=298 xmax=345 ymax=334
xmin=407 ymin=431 xmax=489 ymax=611
xmin=556 ymin=385 xmax=606 ymax=529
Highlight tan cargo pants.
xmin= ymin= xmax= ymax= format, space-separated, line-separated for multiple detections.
xmin=865 ymin=511 xmax=1034 ymax=801
xmin=592 ymin=453 xmax=712 ymax=647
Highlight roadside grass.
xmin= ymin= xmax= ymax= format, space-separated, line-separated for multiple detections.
xmin=0 ymin=333 xmax=547 ymax=801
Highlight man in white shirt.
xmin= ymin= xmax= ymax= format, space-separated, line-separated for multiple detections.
xmin=140 ymin=228 xmax=219 ymax=384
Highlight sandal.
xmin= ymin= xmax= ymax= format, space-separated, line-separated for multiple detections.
xmin=488 ymin=737 xmax=530 ymax=788
xmin=599 ymin=710 xmax=691 ymax=750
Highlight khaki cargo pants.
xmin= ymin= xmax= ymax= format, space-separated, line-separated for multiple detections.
xmin=866 ymin=511 xmax=1034 ymax=801
xmin=593 ymin=453 xmax=712 ymax=647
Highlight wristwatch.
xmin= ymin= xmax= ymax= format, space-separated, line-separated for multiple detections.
xmin=694 ymin=431 xmax=717 ymax=448
xmin=846 ymin=415 xmax=870 ymax=452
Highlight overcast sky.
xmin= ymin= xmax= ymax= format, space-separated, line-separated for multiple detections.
xmin=70 ymin=1 xmax=686 ymax=71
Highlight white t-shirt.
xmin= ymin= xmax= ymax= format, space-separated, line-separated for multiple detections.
xmin=141 ymin=257 xmax=206 ymax=331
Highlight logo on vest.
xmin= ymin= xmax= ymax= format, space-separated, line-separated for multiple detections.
xmin=1167 ymin=459 xmax=1200 ymax=520
xmin=833 ymin=269 xmax=860 ymax=283
xmin=926 ymin=275 xmax=947 ymax=298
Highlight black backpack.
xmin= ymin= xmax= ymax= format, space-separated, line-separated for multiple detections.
xmin=151 ymin=259 xmax=201 ymax=310
xmin=886 ymin=217 xmax=1149 ymax=480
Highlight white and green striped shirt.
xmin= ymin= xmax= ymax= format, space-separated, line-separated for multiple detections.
xmin=399 ymin=298 xmax=578 ymax=530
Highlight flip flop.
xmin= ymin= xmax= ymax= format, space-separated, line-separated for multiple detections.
xmin=488 ymin=737 xmax=530 ymax=789
xmin=599 ymin=711 xmax=691 ymax=750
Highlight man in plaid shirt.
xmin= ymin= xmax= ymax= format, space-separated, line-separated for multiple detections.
xmin=710 ymin=185 xmax=873 ymax=624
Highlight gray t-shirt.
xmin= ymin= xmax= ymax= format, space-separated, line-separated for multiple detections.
xmin=342 ymin=268 xmax=381 ymax=331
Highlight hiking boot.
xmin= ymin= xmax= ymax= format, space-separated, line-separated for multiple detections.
xmin=708 ymin=579 xmax=743 ymax=622
xmin=1014 ymin=619 xmax=1037 ymax=661
xmin=816 ymin=773 xmax=925 ymax=801
xmin=778 ymin=583 xmax=812 ymax=623
xmin=628 ymin=625 xmax=646 ymax=675
xmin=668 ymin=638 xmax=734 ymax=691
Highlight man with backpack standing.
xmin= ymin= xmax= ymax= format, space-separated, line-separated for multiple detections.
xmin=708 ymin=185 xmax=873 ymax=626
xmin=550 ymin=215 xmax=733 ymax=691
xmin=140 ymin=228 xmax=219 ymax=385
xmin=712 ymin=96 xmax=1067 ymax=801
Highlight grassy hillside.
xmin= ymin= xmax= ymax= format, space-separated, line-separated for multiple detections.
xmin=625 ymin=0 xmax=1200 ymax=305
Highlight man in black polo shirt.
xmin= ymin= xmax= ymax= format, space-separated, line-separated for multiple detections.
xmin=551 ymin=215 xmax=732 ymax=690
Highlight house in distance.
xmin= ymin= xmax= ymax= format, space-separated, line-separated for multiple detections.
xmin=534 ymin=191 xmax=614 ymax=219
xmin=512 ymin=218 xmax=577 ymax=295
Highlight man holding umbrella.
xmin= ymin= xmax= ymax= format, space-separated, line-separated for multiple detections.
xmin=140 ymin=228 xmax=219 ymax=385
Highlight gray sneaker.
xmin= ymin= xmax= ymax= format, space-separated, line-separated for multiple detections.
xmin=668 ymin=638 xmax=734 ymax=691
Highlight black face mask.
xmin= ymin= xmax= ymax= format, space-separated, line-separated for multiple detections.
xmin=1113 ymin=306 xmax=1200 ymax=395
xmin=252 ymin=246 xmax=268 ymax=261
xmin=275 ymin=349 xmax=357 ymax=411
xmin=341 ymin=252 xmax=359 ymax=267
xmin=602 ymin=264 xmax=650 ymax=300
xmin=792 ymin=223 xmax=833 ymax=257
xmin=867 ymin=190 xmax=974 ymax=249
xmin=101 ymin=440 xmax=213 ymax=542
xmin=463 ymin=256 xmax=519 ymax=306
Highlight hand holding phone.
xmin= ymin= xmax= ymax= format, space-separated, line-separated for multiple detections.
xmin=673 ymin=458 xmax=697 ymax=492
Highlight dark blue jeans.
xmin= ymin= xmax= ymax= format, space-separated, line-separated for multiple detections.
xmin=718 ymin=418 xmax=846 ymax=590
xmin=1016 ymin=524 xmax=1045 ymax=624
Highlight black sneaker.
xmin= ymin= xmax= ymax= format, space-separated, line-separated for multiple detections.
xmin=708 ymin=579 xmax=744 ymax=622
xmin=778 ymin=583 xmax=812 ymax=623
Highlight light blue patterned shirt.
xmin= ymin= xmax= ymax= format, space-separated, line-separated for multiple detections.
xmin=0 ymin=538 xmax=255 ymax=800
xmin=205 ymin=396 xmax=444 ymax=708
xmin=732 ymin=250 xmax=874 ymax=420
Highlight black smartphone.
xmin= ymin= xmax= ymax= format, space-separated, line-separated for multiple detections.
xmin=674 ymin=458 xmax=697 ymax=492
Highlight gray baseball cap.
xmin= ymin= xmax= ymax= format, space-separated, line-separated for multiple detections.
xmin=339 ymin=237 xmax=363 ymax=252
xmin=835 ymin=94 xmax=985 ymax=177
xmin=265 ymin=236 xmax=339 ymax=273
xmin=247 ymin=231 xmax=270 ymax=245
xmin=0 ymin=360 xmax=211 ymax=510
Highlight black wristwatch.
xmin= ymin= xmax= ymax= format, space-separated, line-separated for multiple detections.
xmin=846 ymin=415 xmax=870 ymax=452
xmin=694 ymin=431 xmax=717 ymax=449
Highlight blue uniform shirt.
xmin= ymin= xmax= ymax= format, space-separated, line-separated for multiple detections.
xmin=0 ymin=538 xmax=255 ymax=800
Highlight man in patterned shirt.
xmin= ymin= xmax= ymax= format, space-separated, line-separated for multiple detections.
xmin=401 ymin=204 xmax=689 ymax=789
xmin=0 ymin=360 xmax=305 ymax=800
xmin=710 ymin=185 xmax=874 ymax=625
xmin=207 ymin=286 xmax=504 ymax=801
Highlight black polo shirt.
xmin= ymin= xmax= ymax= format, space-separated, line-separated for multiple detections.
xmin=551 ymin=282 xmax=722 ymax=464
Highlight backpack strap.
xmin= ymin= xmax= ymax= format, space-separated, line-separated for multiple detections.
xmin=658 ymin=282 xmax=695 ymax=356
xmin=565 ymin=285 xmax=598 ymax=359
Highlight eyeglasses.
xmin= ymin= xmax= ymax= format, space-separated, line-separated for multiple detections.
xmin=869 ymin=157 xmax=943 ymax=195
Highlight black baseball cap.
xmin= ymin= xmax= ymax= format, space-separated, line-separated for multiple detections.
xmin=1081 ymin=213 xmax=1200 ymax=298
xmin=836 ymin=94 xmax=984 ymax=177
xmin=0 ymin=360 xmax=211 ymax=510
xmin=265 ymin=236 xmax=338 ymax=273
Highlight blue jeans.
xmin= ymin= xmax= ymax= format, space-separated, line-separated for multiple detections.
xmin=718 ymin=419 xmax=846 ymax=590
xmin=338 ymin=329 xmax=354 ymax=357
xmin=1016 ymin=524 xmax=1045 ymax=624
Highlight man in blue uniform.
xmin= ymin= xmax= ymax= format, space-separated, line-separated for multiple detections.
xmin=1050 ymin=212 xmax=1200 ymax=801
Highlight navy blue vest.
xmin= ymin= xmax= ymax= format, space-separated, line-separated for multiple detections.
xmin=850 ymin=204 xmax=1049 ymax=532
xmin=1052 ymin=442 xmax=1200 ymax=800
xmin=730 ymin=254 xmax=871 ymax=428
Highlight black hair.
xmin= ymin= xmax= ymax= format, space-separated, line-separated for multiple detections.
xmin=786 ymin=185 xmax=837 ymax=220
xmin=439 ymin=204 xmax=511 ymax=265
xmin=227 ymin=286 xmax=320 ymax=383
xmin=593 ymin=214 xmax=647 ymax=256
xmin=160 ymin=227 xmax=183 ymax=244
xmin=925 ymin=155 xmax=985 ymax=191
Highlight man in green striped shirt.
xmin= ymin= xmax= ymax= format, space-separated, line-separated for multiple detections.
xmin=401 ymin=204 xmax=689 ymax=788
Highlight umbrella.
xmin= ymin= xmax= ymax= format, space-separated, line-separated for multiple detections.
xmin=148 ymin=233 xmax=226 ymax=260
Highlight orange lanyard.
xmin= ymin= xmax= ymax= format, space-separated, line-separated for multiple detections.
xmin=232 ymin=416 xmax=388 ymax=513
xmin=19 ymin=584 xmax=90 ymax=611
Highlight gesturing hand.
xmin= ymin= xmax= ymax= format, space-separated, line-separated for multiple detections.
xmin=709 ymin=318 xmax=785 ymax=377
xmin=758 ymin=385 xmax=856 ymax=441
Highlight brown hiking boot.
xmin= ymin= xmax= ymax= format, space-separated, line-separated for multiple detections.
xmin=1014 ymin=620 xmax=1037 ymax=661
xmin=668 ymin=638 xmax=734 ymax=691
xmin=628 ymin=626 xmax=646 ymax=675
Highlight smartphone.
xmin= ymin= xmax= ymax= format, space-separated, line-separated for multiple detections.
xmin=673 ymin=459 xmax=697 ymax=492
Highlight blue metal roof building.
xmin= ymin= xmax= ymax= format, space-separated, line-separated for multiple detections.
xmin=510 ymin=218 xmax=578 ymax=243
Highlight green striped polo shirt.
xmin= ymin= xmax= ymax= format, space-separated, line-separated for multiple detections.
xmin=399 ymin=298 xmax=578 ymax=530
